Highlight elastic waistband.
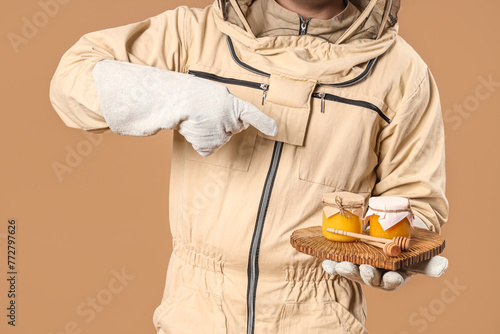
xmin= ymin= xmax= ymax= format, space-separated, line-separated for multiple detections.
xmin=173 ymin=239 xmax=338 ymax=283
xmin=172 ymin=238 xmax=224 ymax=274
xmin=284 ymin=264 xmax=334 ymax=283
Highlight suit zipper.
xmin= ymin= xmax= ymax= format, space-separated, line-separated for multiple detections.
xmin=298 ymin=15 xmax=312 ymax=35
xmin=188 ymin=70 xmax=269 ymax=105
xmin=246 ymin=141 xmax=283 ymax=334
xmin=313 ymin=92 xmax=391 ymax=124
xmin=224 ymin=35 xmax=385 ymax=334
xmin=227 ymin=37 xmax=271 ymax=78
xmin=188 ymin=69 xmax=387 ymax=122
xmin=226 ymin=35 xmax=377 ymax=88
xmin=188 ymin=67 xmax=281 ymax=334
xmin=218 ymin=39 xmax=284 ymax=334
xmin=187 ymin=66 xmax=282 ymax=334
xmin=247 ymin=18 xmax=310 ymax=334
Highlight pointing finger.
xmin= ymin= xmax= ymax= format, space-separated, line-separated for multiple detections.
xmin=233 ymin=97 xmax=278 ymax=137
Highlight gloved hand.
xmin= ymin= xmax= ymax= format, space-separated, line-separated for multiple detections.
xmin=92 ymin=59 xmax=277 ymax=157
xmin=322 ymin=256 xmax=448 ymax=291
xmin=322 ymin=217 xmax=448 ymax=291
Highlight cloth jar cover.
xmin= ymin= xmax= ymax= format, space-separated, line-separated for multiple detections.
xmin=323 ymin=192 xmax=365 ymax=219
xmin=365 ymin=196 xmax=415 ymax=230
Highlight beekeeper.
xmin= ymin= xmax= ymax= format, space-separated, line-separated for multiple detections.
xmin=50 ymin=0 xmax=449 ymax=333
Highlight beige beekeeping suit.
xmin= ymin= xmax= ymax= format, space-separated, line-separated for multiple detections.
xmin=50 ymin=0 xmax=448 ymax=332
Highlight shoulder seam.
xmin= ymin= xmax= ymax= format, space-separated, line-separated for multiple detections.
xmin=401 ymin=67 xmax=430 ymax=105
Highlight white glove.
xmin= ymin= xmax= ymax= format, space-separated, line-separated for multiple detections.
xmin=92 ymin=59 xmax=277 ymax=156
xmin=322 ymin=217 xmax=449 ymax=291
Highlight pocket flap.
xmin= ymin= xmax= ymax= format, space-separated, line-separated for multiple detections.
xmin=259 ymin=73 xmax=317 ymax=146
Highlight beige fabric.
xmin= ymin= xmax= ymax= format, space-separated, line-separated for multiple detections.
xmin=263 ymin=73 xmax=316 ymax=145
xmin=50 ymin=0 xmax=448 ymax=332
xmin=323 ymin=192 xmax=365 ymax=219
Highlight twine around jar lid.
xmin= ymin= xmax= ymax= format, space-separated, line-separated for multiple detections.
xmin=322 ymin=192 xmax=365 ymax=219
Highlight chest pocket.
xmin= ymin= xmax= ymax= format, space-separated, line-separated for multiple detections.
xmin=297 ymin=90 xmax=391 ymax=193
xmin=184 ymin=64 xmax=271 ymax=172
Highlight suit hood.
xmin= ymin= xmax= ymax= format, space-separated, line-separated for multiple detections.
xmin=212 ymin=0 xmax=401 ymax=84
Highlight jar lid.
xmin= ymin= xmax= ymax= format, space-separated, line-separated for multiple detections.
xmin=322 ymin=192 xmax=364 ymax=219
xmin=368 ymin=196 xmax=411 ymax=211
xmin=366 ymin=196 xmax=414 ymax=231
xmin=322 ymin=192 xmax=364 ymax=206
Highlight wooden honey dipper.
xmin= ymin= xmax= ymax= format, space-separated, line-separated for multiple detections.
xmin=326 ymin=228 xmax=411 ymax=251
xmin=359 ymin=239 xmax=401 ymax=257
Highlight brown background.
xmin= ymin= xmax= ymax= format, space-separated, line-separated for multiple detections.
xmin=1 ymin=0 xmax=497 ymax=333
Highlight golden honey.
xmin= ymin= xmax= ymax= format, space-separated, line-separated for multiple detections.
xmin=369 ymin=215 xmax=412 ymax=239
xmin=321 ymin=192 xmax=365 ymax=242
xmin=322 ymin=210 xmax=362 ymax=242
xmin=366 ymin=196 xmax=414 ymax=240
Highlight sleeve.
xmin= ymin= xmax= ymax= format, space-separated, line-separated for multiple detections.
xmin=372 ymin=68 xmax=449 ymax=234
xmin=49 ymin=7 xmax=189 ymax=131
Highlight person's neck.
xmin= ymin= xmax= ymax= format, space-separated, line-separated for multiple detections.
xmin=275 ymin=0 xmax=347 ymax=20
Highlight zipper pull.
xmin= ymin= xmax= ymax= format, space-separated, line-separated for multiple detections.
xmin=300 ymin=21 xmax=307 ymax=35
xmin=317 ymin=92 xmax=326 ymax=113
xmin=299 ymin=15 xmax=312 ymax=35
xmin=261 ymin=83 xmax=269 ymax=105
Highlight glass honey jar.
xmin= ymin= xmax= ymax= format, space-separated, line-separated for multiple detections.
xmin=322 ymin=192 xmax=364 ymax=242
xmin=365 ymin=197 xmax=414 ymax=240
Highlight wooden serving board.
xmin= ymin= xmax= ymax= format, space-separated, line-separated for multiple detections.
xmin=290 ymin=226 xmax=445 ymax=270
